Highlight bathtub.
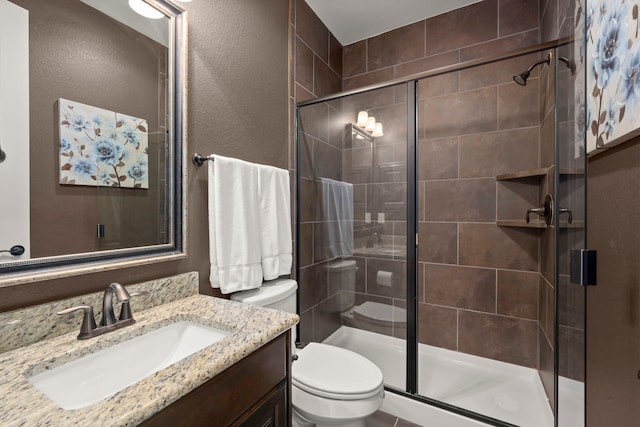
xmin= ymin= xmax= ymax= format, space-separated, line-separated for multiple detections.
xmin=324 ymin=326 xmax=584 ymax=427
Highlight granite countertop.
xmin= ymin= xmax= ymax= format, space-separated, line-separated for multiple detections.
xmin=0 ymin=294 xmax=298 ymax=426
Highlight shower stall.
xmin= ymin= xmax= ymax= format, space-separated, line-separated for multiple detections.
xmin=296 ymin=36 xmax=586 ymax=427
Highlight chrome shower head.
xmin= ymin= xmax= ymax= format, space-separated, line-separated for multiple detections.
xmin=513 ymin=70 xmax=530 ymax=86
xmin=513 ymin=53 xmax=552 ymax=86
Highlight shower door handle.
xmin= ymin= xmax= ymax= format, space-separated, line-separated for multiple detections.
xmin=526 ymin=194 xmax=554 ymax=225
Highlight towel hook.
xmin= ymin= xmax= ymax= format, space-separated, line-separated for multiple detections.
xmin=1 ymin=245 xmax=25 ymax=256
xmin=193 ymin=153 xmax=214 ymax=167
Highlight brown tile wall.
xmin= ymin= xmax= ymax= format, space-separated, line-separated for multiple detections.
xmin=292 ymin=0 xmax=342 ymax=104
xmin=415 ymin=55 xmax=543 ymax=368
xmin=293 ymin=0 xmax=349 ymax=343
xmin=296 ymin=0 xmax=582 ymax=396
xmin=299 ymin=0 xmax=550 ymax=372
xmin=339 ymin=0 xmax=543 ymax=370
xmin=343 ymin=0 xmax=540 ymax=90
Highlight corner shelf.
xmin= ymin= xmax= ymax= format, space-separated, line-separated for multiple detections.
xmin=496 ymin=220 xmax=547 ymax=229
xmin=495 ymin=168 xmax=584 ymax=230
xmin=496 ymin=219 xmax=584 ymax=229
xmin=495 ymin=168 xmax=547 ymax=181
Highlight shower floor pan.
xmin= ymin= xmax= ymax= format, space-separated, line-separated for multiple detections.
xmin=325 ymin=326 xmax=583 ymax=427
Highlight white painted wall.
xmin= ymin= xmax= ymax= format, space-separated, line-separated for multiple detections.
xmin=0 ymin=0 xmax=30 ymax=262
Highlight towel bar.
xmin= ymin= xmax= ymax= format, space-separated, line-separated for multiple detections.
xmin=193 ymin=153 xmax=214 ymax=166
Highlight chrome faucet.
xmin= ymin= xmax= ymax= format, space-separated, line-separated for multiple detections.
xmin=101 ymin=282 xmax=131 ymax=327
xmin=366 ymin=227 xmax=384 ymax=248
xmin=57 ymin=283 xmax=148 ymax=340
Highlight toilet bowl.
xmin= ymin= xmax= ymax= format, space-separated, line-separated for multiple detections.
xmin=231 ymin=279 xmax=384 ymax=427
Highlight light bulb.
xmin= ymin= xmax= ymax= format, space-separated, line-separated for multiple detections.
xmin=356 ymin=111 xmax=369 ymax=128
xmin=365 ymin=116 xmax=376 ymax=132
xmin=371 ymin=123 xmax=384 ymax=137
xmin=129 ymin=0 xmax=164 ymax=19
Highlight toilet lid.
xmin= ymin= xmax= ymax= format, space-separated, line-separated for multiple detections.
xmin=292 ymin=343 xmax=383 ymax=400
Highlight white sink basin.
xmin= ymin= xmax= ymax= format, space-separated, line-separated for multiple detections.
xmin=28 ymin=321 xmax=231 ymax=410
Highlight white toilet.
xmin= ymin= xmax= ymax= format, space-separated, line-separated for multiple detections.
xmin=231 ymin=279 xmax=384 ymax=427
xmin=326 ymin=260 xmax=406 ymax=337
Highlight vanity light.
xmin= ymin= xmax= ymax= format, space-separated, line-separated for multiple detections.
xmin=351 ymin=112 xmax=384 ymax=141
xmin=365 ymin=116 xmax=376 ymax=132
xmin=356 ymin=111 xmax=369 ymax=128
xmin=129 ymin=0 xmax=164 ymax=19
xmin=371 ymin=122 xmax=384 ymax=138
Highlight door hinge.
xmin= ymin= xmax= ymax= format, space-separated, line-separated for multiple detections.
xmin=570 ymin=249 xmax=597 ymax=286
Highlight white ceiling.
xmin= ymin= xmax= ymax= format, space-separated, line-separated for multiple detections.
xmin=305 ymin=0 xmax=482 ymax=46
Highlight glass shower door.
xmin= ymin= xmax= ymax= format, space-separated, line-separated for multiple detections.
xmin=415 ymin=43 xmax=587 ymax=426
xmin=555 ymin=39 xmax=587 ymax=427
xmin=296 ymin=83 xmax=411 ymax=393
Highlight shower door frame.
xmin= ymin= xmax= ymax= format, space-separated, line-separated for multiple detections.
xmin=295 ymin=37 xmax=582 ymax=427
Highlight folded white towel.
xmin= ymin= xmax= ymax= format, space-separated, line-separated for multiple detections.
xmin=258 ymin=164 xmax=292 ymax=279
xmin=208 ymin=155 xmax=263 ymax=294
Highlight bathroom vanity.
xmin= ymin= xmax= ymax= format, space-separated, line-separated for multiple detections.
xmin=140 ymin=332 xmax=290 ymax=426
xmin=0 ymin=273 xmax=298 ymax=426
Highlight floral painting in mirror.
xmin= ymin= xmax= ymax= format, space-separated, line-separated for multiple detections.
xmin=587 ymin=0 xmax=640 ymax=153
xmin=58 ymin=98 xmax=149 ymax=189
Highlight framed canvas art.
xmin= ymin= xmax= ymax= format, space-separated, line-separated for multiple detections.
xmin=58 ymin=98 xmax=149 ymax=189
xmin=587 ymin=0 xmax=640 ymax=153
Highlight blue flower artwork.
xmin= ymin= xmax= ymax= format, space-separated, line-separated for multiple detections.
xmin=58 ymin=98 xmax=149 ymax=189
xmin=587 ymin=0 xmax=640 ymax=153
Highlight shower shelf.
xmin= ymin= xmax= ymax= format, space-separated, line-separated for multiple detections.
xmin=495 ymin=168 xmax=546 ymax=181
xmin=496 ymin=219 xmax=584 ymax=229
xmin=496 ymin=220 xmax=547 ymax=228
xmin=496 ymin=168 xmax=584 ymax=181
xmin=495 ymin=168 xmax=585 ymax=229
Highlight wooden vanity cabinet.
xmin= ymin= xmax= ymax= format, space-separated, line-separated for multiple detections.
xmin=139 ymin=332 xmax=291 ymax=427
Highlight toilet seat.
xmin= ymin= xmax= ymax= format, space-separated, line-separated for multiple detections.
xmin=292 ymin=343 xmax=383 ymax=400
xmin=353 ymin=301 xmax=406 ymax=326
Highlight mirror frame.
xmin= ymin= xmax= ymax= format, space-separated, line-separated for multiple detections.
xmin=0 ymin=0 xmax=188 ymax=287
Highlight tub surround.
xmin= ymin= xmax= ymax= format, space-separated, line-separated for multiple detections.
xmin=0 ymin=272 xmax=298 ymax=426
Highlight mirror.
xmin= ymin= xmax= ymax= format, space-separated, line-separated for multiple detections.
xmin=0 ymin=0 xmax=186 ymax=285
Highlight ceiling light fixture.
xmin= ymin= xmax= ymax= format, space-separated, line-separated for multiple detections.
xmin=128 ymin=0 xmax=164 ymax=19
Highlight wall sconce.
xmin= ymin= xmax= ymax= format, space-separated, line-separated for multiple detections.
xmin=355 ymin=111 xmax=384 ymax=139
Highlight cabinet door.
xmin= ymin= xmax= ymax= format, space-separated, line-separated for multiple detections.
xmin=234 ymin=382 xmax=287 ymax=427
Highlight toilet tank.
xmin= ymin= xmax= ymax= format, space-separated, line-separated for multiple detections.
xmin=326 ymin=260 xmax=357 ymax=311
xmin=230 ymin=279 xmax=297 ymax=313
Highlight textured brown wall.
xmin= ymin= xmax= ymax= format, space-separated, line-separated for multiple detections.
xmin=586 ymin=137 xmax=640 ymax=425
xmin=0 ymin=0 xmax=290 ymax=312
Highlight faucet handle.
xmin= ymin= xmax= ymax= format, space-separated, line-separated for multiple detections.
xmin=57 ymin=305 xmax=97 ymax=340
xmin=129 ymin=290 xmax=150 ymax=298
xmin=118 ymin=290 xmax=149 ymax=321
